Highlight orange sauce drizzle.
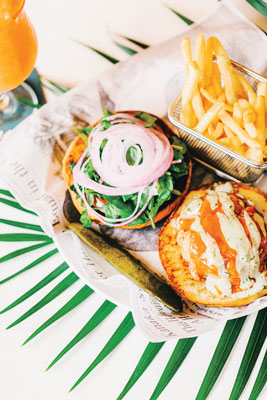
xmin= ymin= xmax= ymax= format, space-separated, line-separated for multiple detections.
xmin=188 ymin=231 xmax=218 ymax=277
xmin=179 ymin=192 xmax=267 ymax=293
xmin=199 ymin=196 xmax=241 ymax=292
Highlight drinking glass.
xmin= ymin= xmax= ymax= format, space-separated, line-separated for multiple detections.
xmin=0 ymin=0 xmax=38 ymax=133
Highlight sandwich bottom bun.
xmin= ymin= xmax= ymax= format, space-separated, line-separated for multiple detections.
xmin=62 ymin=110 xmax=192 ymax=229
xmin=158 ymin=182 xmax=267 ymax=307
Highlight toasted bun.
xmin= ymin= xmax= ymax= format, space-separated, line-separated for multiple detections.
xmin=62 ymin=111 xmax=192 ymax=229
xmin=158 ymin=182 xmax=267 ymax=306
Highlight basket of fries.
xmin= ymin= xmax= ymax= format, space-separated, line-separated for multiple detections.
xmin=168 ymin=35 xmax=267 ymax=183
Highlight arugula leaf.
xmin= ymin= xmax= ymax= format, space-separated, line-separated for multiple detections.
xmin=80 ymin=211 xmax=92 ymax=228
xmin=122 ymin=194 xmax=133 ymax=202
xmin=133 ymin=112 xmax=157 ymax=128
xmin=157 ymin=189 xmax=172 ymax=206
xmin=158 ymin=174 xmax=174 ymax=193
xmin=100 ymin=119 xmax=112 ymax=130
xmin=171 ymin=136 xmax=187 ymax=154
xmin=128 ymin=213 xmax=148 ymax=226
xmin=84 ymin=190 xmax=95 ymax=206
xmin=102 ymin=203 xmax=121 ymax=219
xmin=144 ymin=172 xmax=175 ymax=226
xmin=100 ymin=138 xmax=108 ymax=158
xmin=79 ymin=126 xmax=93 ymax=135
xmin=169 ymin=148 xmax=188 ymax=178
xmin=102 ymin=195 xmax=124 ymax=204
xmin=102 ymin=198 xmax=134 ymax=220
xmin=103 ymin=108 xmax=112 ymax=118
xmin=147 ymin=189 xmax=171 ymax=222
xmin=74 ymin=125 xmax=91 ymax=145
xmin=69 ymin=162 xmax=76 ymax=171
xmin=147 ymin=196 xmax=155 ymax=211
xmin=84 ymin=160 xmax=100 ymax=182
xmin=169 ymin=160 xmax=188 ymax=178
xmin=147 ymin=213 xmax=156 ymax=229
xmin=126 ymin=146 xmax=140 ymax=166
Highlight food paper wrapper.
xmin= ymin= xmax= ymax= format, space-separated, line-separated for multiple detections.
xmin=0 ymin=2 xmax=266 ymax=341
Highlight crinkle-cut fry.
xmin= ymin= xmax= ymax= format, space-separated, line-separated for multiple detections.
xmin=224 ymin=125 xmax=242 ymax=153
xmin=180 ymin=101 xmax=197 ymax=128
xmin=181 ymin=61 xmax=200 ymax=107
xmin=213 ymin=122 xmax=224 ymax=139
xmin=216 ymin=55 xmax=236 ymax=105
xmin=235 ymin=72 xmax=257 ymax=105
xmin=195 ymin=102 xmax=224 ymax=134
xmin=200 ymin=87 xmax=233 ymax=112
xmin=181 ymin=37 xmax=192 ymax=77
xmin=192 ymin=88 xmax=205 ymax=120
xmin=257 ymin=81 xmax=267 ymax=109
xmin=254 ymin=95 xmax=266 ymax=146
xmin=204 ymin=37 xmax=213 ymax=86
xmin=218 ymin=109 xmax=261 ymax=148
xmin=233 ymin=102 xmax=243 ymax=125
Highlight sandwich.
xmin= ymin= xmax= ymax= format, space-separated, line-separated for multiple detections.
xmin=62 ymin=109 xmax=192 ymax=229
xmin=159 ymin=181 xmax=267 ymax=306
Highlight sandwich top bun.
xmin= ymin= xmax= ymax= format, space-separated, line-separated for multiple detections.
xmin=159 ymin=181 xmax=267 ymax=307
xmin=62 ymin=110 xmax=192 ymax=229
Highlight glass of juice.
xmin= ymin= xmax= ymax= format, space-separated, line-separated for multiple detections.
xmin=0 ymin=0 xmax=38 ymax=133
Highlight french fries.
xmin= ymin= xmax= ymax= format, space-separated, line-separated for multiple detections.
xmin=182 ymin=61 xmax=200 ymax=107
xmin=179 ymin=34 xmax=267 ymax=163
xmin=195 ymin=102 xmax=224 ymax=134
xmin=181 ymin=38 xmax=192 ymax=77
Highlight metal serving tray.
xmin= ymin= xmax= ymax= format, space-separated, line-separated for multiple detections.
xmin=168 ymin=60 xmax=267 ymax=183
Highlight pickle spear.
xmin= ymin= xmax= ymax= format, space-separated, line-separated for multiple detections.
xmin=68 ymin=222 xmax=182 ymax=312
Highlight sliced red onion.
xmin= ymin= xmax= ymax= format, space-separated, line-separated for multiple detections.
xmin=72 ymin=113 xmax=173 ymax=226
xmin=88 ymin=123 xmax=173 ymax=188
xmin=73 ymin=146 xmax=147 ymax=196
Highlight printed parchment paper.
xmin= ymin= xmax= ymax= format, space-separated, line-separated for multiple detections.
xmin=0 ymin=2 xmax=266 ymax=341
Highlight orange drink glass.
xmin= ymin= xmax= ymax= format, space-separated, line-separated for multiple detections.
xmin=0 ymin=0 xmax=38 ymax=132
